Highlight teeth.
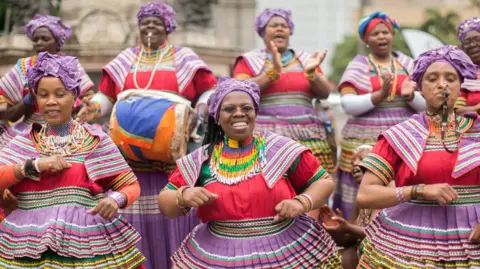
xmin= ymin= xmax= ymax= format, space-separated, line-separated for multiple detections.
xmin=233 ymin=122 xmax=247 ymax=127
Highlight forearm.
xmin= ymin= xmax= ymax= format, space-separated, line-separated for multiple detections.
xmin=0 ymin=165 xmax=22 ymax=190
xmin=238 ymin=72 xmax=275 ymax=91
xmin=2 ymin=102 xmax=28 ymax=122
xmin=302 ymin=179 xmax=335 ymax=210
xmin=308 ymin=74 xmax=331 ymax=99
xmin=90 ymin=92 xmax=114 ymax=117
xmin=157 ymin=189 xmax=184 ymax=218
xmin=116 ymin=181 xmax=141 ymax=208
xmin=345 ymin=223 xmax=366 ymax=239
xmin=357 ymin=183 xmax=412 ymax=209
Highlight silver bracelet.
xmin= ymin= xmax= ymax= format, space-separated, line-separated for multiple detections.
xmin=107 ymin=191 xmax=127 ymax=208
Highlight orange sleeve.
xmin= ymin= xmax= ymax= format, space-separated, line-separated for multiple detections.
xmin=0 ymin=165 xmax=20 ymax=190
xmin=117 ymin=181 xmax=140 ymax=207
xmin=340 ymin=83 xmax=359 ymax=95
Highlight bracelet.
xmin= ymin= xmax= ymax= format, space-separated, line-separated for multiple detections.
xmin=176 ymin=186 xmax=190 ymax=208
xmin=108 ymin=191 xmax=127 ymax=208
xmin=293 ymin=195 xmax=312 ymax=212
xmin=265 ymin=68 xmax=280 ymax=81
xmin=395 ymin=187 xmax=406 ymax=203
xmin=34 ymin=158 xmax=40 ymax=173
xmin=416 ymin=184 xmax=425 ymax=200
xmin=20 ymin=161 xmax=27 ymax=178
xmin=305 ymin=70 xmax=316 ymax=81
xmin=300 ymin=193 xmax=314 ymax=209
xmin=25 ymin=159 xmax=39 ymax=181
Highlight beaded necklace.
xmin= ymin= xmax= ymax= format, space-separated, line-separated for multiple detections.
xmin=210 ymin=135 xmax=267 ymax=185
xmin=133 ymin=43 xmax=171 ymax=90
xmin=21 ymin=56 xmax=37 ymax=76
xmin=37 ymin=120 xmax=86 ymax=156
xmin=368 ymin=54 xmax=398 ymax=101
xmin=267 ymin=49 xmax=294 ymax=67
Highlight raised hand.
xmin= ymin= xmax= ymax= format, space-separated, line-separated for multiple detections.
xmin=304 ymin=50 xmax=328 ymax=73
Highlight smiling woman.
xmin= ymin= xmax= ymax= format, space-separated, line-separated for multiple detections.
xmin=158 ymin=77 xmax=341 ymax=268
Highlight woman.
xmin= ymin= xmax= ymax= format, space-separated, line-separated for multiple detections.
xmin=233 ymin=9 xmax=335 ymax=185
xmin=76 ymin=2 xmax=216 ymax=268
xmin=158 ymin=77 xmax=341 ymax=268
xmin=0 ymin=52 xmax=145 ymax=268
xmin=335 ymin=11 xmax=425 ymax=218
xmin=357 ymin=45 xmax=480 ymax=268
xmin=456 ymin=17 xmax=480 ymax=114
xmin=0 ymin=14 xmax=94 ymax=148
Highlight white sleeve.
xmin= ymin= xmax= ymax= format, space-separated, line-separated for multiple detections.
xmin=407 ymin=92 xmax=426 ymax=112
xmin=197 ymin=89 xmax=214 ymax=105
xmin=340 ymin=93 xmax=375 ymax=116
xmin=90 ymin=92 xmax=114 ymax=117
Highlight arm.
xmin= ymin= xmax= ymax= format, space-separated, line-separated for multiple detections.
xmin=233 ymin=57 xmax=278 ymax=91
xmin=307 ymin=71 xmax=331 ymax=99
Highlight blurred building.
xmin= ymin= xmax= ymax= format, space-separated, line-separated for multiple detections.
xmin=0 ymin=0 xmax=256 ymax=84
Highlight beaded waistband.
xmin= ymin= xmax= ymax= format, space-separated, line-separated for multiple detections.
xmin=208 ymin=217 xmax=295 ymax=238
xmin=409 ymin=186 xmax=480 ymax=206
xmin=260 ymin=93 xmax=313 ymax=108
xmin=17 ymin=187 xmax=103 ymax=210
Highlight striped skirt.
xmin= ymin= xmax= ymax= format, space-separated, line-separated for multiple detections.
xmin=359 ymin=186 xmax=480 ymax=268
xmin=172 ymin=214 xmax=341 ymax=268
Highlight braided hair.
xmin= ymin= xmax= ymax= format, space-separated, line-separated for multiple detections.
xmin=202 ymin=115 xmax=224 ymax=159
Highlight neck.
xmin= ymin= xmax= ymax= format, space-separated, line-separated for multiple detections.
xmin=371 ymin=52 xmax=391 ymax=63
xmin=47 ymin=119 xmax=75 ymax=137
xmin=225 ymin=136 xmax=254 ymax=148
xmin=143 ymin=41 xmax=167 ymax=52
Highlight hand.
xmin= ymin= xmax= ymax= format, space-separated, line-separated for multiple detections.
xmin=423 ymin=183 xmax=458 ymax=205
xmin=76 ymin=101 xmax=97 ymax=124
xmin=273 ymin=199 xmax=305 ymax=223
xmin=322 ymin=215 xmax=350 ymax=234
xmin=37 ymin=156 xmax=71 ymax=173
xmin=318 ymin=205 xmax=341 ymax=226
xmin=87 ymin=197 xmax=119 ymax=219
xmin=304 ymin=50 xmax=328 ymax=73
xmin=266 ymin=40 xmax=282 ymax=73
xmin=1 ymin=189 xmax=18 ymax=215
xmin=470 ymin=223 xmax=480 ymax=241
xmin=182 ymin=187 xmax=218 ymax=208
xmin=401 ymin=78 xmax=416 ymax=99
xmin=380 ymin=74 xmax=393 ymax=98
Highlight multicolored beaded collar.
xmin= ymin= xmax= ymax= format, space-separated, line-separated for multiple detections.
xmin=210 ymin=135 xmax=266 ymax=185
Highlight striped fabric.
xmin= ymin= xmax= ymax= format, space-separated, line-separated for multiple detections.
xmin=171 ymin=215 xmax=339 ymax=269
xmin=360 ymin=153 xmax=394 ymax=185
xmin=359 ymin=186 xmax=480 ymax=269
xmin=381 ymin=113 xmax=478 ymax=177
xmin=461 ymin=71 xmax=480 ymax=92
xmin=238 ymin=48 xmax=311 ymax=76
xmin=176 ymin=132 xmax=308 ymax=189
xmin=103 ymin=46 xmax=211 ymax=94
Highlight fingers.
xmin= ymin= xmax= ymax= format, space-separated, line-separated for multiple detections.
xmin=87 ymin=205 xmax=98 ymax=215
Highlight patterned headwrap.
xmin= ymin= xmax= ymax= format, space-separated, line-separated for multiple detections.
xmin=411 ymin=45 xmax=478 ymax=90
xmin=27 ymin=52 xmax=81 ymax=97
xmin=458 ymin=17 xmax=480 ymax=45
xmin=254 ymin=8 xmax=294 ymax=37
xmin=137 ymin=1 xmax=177 ymax=34
xmin=358 ymin=11 xmax=400 ymax=42
xmin=24 ymin=14 xmax=72 ymax=50
xmin=208 ymin=77 xmax=260 ymax=123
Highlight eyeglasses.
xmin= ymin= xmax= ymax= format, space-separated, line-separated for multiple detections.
xmin=463 ymin=36 xmax=480 ymax=47
xmin=220 ymin=105 xmax=255 ymax=114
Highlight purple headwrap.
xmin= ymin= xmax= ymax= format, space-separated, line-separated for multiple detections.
xmin=24 ymin=14 xmax=72 ymax=50
xmin=411 ymin=45 xmax=478 ymax=90
xmin=254 ymin=8 xmax=294 ymax=37
xmin=26 ymin=52 xmax=81 ymax=97
xmin=458 ymin=17 xmax=480 ymax=45
xmin=137 ymin=1 xmax=177 ymax=34
xmin=208 ymin=77 xmax=260 ymax=123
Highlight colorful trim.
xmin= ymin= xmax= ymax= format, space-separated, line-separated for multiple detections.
xmin=103 ymin=46 xmax=211 ymax=94
xmin=109 ymin=171 xmax=137 ymax=190
xmin=17 ymin=187 xmax=103 ymax=210
xmin=299 ymin=166 xmax=331 ymax=193
xmin=360 ymin=153 xmax=394 ymax=185
xmin=455 ymin=96 xmax=467 ymax=108
xmin=208 ymin=217 xmax=295 ymax=238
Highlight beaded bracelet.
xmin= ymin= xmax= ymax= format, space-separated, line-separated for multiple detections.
xmin=395 ymin=186 xmax=407 ymax=203
xmin=305 ymin=70 xmax=316 ymax=81
xmin=265 ymin=68 xmax=280 ymax=81
xmin=108 ymin=191 xmax=127 ymax=208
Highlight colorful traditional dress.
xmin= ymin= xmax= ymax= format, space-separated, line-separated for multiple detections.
xmin=100 ymin=43 xmax=216 ymax=269
xmin=0 ymin=123 xmax=145 ymax=268
xmin=165 ymin=132 xmax=341 ymax=268
xmin=335 ymin=51 xmax=416 ymax=218
xmin=456 ymin=71 xmax=480 ymax=110
xmin=0 ymin=55 xmax=94 ymax=148
xmin=359 ymin=113 xmax=480 ymax=268
xmin=233 ymin=49 xmax=336 ymax=174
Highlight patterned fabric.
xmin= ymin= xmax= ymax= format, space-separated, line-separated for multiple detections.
xmin=458 ymin=17 xmax=480 ymax=45
xmin=361 ymin=153 xmax=394 ymax=185
xmin=176 ymin=132 xmax=308 ymax=189
xmin=359 ymin=187 xmax=480 ymax=268
xmin=24 ymin=14 xmax=72 ymax=50
xmin=358 ymin=11 xmax=400 ymax=41
xmin=0 ymin=124 xmax=144 ymax=268
xmin=102 ymin=45 xmax=210 ymax=95
xmin=172 ymin=215 xmax=338 ymax=269
xmin=136 ymin=1 xmax=176 ymax=33
xmin=254 ymin=8 xmax=295 ymax=37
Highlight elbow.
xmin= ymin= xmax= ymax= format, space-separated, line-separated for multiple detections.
xmin=157 ymin=192 xmax=177 ymax=218
xmin=355 ymin=188 xmax=369 ymax=209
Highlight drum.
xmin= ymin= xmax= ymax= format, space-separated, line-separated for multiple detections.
xmin=109 ymin=90 xmax=196 ymax=164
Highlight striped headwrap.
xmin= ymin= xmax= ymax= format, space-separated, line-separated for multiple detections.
xmin=358 ymin=11 xmax=400 ymax=42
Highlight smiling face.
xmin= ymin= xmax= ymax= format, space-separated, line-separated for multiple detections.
xmin=351 ymin=148 xmax=372 ymax=184
xmin=32 ymin=27 xmax=58 ymax=54
xmin=263 ymin=16 xmax=291 ymax=53
xmin=462 ymin=30 xmax=480 ymax=65
xmin=139 ymin=16 xmax=167 ymax=49
xmin=421 ymin=61 xmax=461 ymax=113
xmin=366 ymin=23 xmax=393 ymax=58
xmin=218 ymin=91 xmax=256 ymax=141
xmin=36 ymin=77 xmax=75 ymax=125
